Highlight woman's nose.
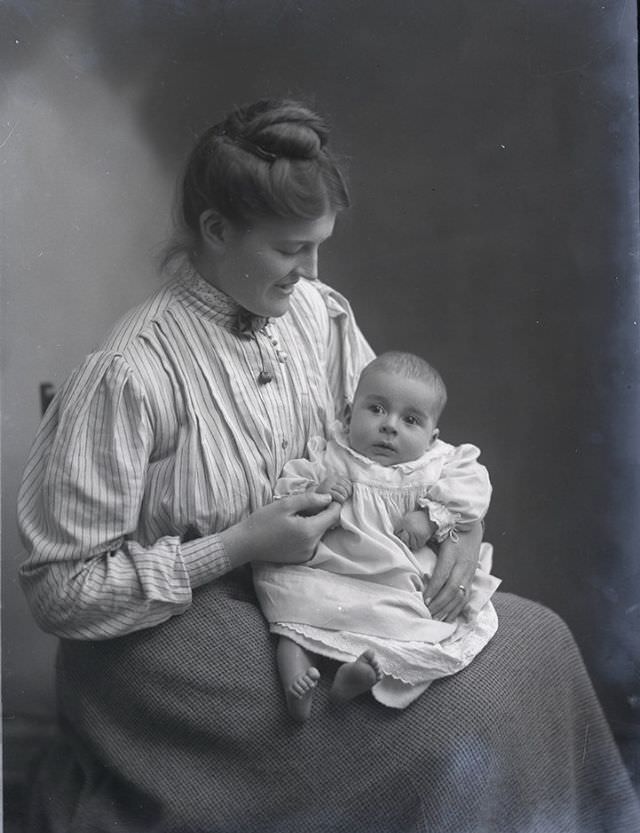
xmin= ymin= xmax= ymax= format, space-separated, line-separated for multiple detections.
xmin=297 ymin=248 xmax=318 ymax=280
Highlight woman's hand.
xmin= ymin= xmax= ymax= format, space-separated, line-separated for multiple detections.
xmin=220 ymin=492 xmax=342 ymax=568
xmin=424 ymin=521 xmax=483 ymax=622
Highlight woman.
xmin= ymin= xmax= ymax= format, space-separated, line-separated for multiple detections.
xmin=18 ymin=99 xmax=640 ymax=832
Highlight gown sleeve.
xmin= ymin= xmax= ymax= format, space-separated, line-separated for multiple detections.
xmin=17 ymin=351 xmax=230 ymax=640
xmin=417 ymin=443 xmax=492 ymax=541
xmin=273 ymin=437 xmax=329 ymax=497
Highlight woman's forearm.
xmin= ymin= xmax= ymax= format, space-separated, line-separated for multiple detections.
xmin=19 ymin=532 xmax=232 ymax=640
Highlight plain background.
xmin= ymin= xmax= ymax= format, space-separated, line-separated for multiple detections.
xmin=1 ymin=0 xmax=638 ymax=774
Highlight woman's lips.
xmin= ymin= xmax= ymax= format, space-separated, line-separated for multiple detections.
xmin=274 ymin=277 xmax=300 ymax=295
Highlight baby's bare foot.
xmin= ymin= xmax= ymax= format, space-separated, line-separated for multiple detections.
xmin=330 ymin=649 xmax=383 ymax=703
xmin=286 ymin=667 xmax=320 ymax=722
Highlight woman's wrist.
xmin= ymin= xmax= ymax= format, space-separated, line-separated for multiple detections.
xmin=443 ymin=520 xmax=483 ymax=560
xmin=218 ymin=520 xmax=255 ymax=569
xmin=455 ymin=519 xmax=483 ymax=542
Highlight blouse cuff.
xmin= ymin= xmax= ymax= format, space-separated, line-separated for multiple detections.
xmin=180 ymin=534 xmax=231 ymax=589
xmin=416 ymin=498 xmax=461 ymax=543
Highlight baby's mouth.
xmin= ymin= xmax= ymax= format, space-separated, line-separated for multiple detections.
xmin=373 ymin=441 xmax=396 ymax=452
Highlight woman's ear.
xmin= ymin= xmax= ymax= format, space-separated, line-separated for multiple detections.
xmin=199 ymin=210 xmax=227 ymax=251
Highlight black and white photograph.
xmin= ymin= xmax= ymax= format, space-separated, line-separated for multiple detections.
xmin=2 ymin=2 xmax=639 ymax=831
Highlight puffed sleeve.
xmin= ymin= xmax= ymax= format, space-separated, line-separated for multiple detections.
xmin=316 ymin=282 xmax=375 ymax=415
xmin=273 ymin=437 xmax=329 ymax=498
xmin=17 ymin=351 xmax=230 ymax=640
xmin=417 ymin=443 xmax=492 ymax=541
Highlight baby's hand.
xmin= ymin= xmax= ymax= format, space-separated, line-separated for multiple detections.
xmin=316 ymin=476 xmax=353 ymax=505
xmin=395 ymin=511 xmax=436 ymax=551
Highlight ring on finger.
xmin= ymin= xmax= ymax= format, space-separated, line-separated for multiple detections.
xmin=457 ymin=584 xmax=467 ymax=595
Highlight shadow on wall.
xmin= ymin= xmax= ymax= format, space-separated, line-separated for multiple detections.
xmin=2 ymin=0 xmax=639 ymax=771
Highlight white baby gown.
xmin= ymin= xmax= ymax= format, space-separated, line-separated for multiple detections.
xmin=254 ymin=427 xmax=501 ymax=708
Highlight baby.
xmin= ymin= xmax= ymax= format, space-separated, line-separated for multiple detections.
xmin=253 ymin=351 xmax=500 ymax=721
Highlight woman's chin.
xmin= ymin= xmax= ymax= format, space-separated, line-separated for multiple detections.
xmin=263 ymin=296 xmax=293 ymax=318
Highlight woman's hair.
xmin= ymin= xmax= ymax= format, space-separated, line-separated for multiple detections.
xmin=358 ymin=352 xmax=448 ymax=422
xmin=165 ymin=98 xmax=349 ymax=263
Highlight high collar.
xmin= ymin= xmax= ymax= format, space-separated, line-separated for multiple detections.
xmin=176 ymin=258 xmax=267 ymax=335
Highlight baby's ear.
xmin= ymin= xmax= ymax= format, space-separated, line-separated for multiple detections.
xmin=431 ymin=427 xmax=440 ymax=443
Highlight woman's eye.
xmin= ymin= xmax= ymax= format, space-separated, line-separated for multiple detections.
xmin=277 ymin=247 xmax=303 ymax=256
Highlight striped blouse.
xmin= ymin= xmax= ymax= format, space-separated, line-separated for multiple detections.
xmin=17 ymin=263 xmax=374 ymax=640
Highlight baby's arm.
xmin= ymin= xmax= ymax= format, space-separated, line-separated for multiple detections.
xmin=417 ymin=443 xmax=491 ymax=542
xmin=274 ymin=439 xmax=329 ymax=500
xmin=275 ymin=439 xmax=351 ymax=505
xmin=395 ymin=511 xmax=436 ymax=551
xmin=395 ymin=443 xmax=491 ymax=551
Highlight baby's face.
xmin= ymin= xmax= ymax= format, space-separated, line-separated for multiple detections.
xmin=347 ymin=369 xmax=439 ymax=466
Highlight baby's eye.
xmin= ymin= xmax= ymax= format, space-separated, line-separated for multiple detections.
xmin=404 ymin=415 xmax=420 ymax=426
xmin=369 ymin=404 xmax=384 ymax=415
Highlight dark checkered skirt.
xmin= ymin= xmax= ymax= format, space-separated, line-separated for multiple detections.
xmin=25 ymin=573 xmax=640 ymax=833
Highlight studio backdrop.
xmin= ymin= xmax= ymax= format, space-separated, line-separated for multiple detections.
xmin=2 ymin=0 xmax=638 ymax=776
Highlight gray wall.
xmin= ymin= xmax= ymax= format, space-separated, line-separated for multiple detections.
xmin=2 ymin=0 xmax=639 ymax=737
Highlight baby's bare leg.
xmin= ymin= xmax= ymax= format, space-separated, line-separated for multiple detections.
xmin=329 ymin=649 xmax=383 ymax=703
xmin=277 ymin=636 xmax=320 ymax=723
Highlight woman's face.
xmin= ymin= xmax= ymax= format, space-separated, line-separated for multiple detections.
xmin=209 ymin=212 xmax=337 ymax=318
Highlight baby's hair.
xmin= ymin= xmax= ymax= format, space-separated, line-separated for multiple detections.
xmin=163 ymin=98 xmax=349 ymax=268
xmin=358 ymin=351 xmax=448 ymax=422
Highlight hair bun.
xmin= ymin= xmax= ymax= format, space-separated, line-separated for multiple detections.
xmin=227 ymin=99 xmax=328 ymax=161
xmin=172 ymin=97 xmax=349 ymax=244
